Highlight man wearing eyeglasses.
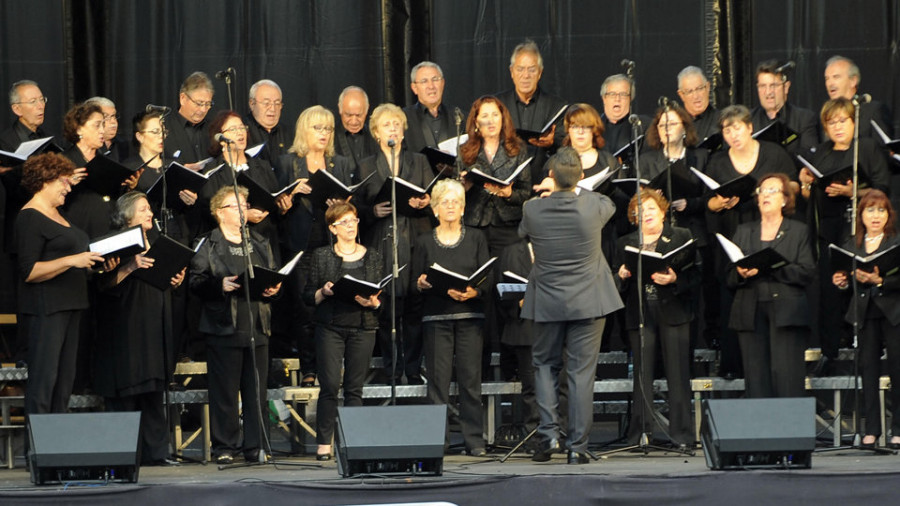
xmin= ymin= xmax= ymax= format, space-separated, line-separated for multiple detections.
xmin=246 ymin=79 xmax=293 ymax=167
xmin=334 ymin=86 xmax=378 ymax=168
xmin=599 ymin=74 xmax=648 ymax=164
xmin=676 ymin=66 xmax=719 ymax=149
xmin=750 ymin=60 xmax=819 ymax=160
xmin=165 ymin=71 xmax=215 ymax=169
xmin=403 ymin=61 xmax=464 ymax=160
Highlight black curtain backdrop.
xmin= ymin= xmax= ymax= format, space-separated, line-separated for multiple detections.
xmin=0 ymin=0 xmax=898 ymax=144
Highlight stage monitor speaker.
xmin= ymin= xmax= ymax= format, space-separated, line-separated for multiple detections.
xmin=700 ymin=397 xmax=815 ymax=470
xmin=335 ymin=405 xmax=446 ymax=478
xmin=28 ymin=411 xmax=141 ymax=484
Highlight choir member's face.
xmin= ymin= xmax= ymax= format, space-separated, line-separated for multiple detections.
xmin=220 ymin=116 xmax=248 ymax=151
xmin=374 ymin=113 xmax=404 ymax=149
xmin=100 ymin=105 xmax=119 ymax=141
xmin=677 ymin=74 xmax=709 ymax=117
xmin=129 ymin=197 xmax=154 ymax=231
xmin=756 ymin=177 xmax=785 ymax=215
xmin=77 ymin=112 xmax=106 ymax=150
xmin=509 ymin=51 xmax=542 ymax=97
xmin=216 ymin=194 xmax=248 ymax=227
xmin=476 ymin=102 xmax=502 ymax=141
xmin=410 ymin=66 xmax=445 ymax=111
xmin=756 ymin=72 xmax=790 ymax=115
xmin=435 ymin=191 xmax=463 ymax=224
xmin=824 ymin=112 xmax=854 ymax=149
xmin=340 ymin=92 xmax=367 ymax=134
xmin=602 ymin=80 xmax=632 ymax=123
xmin=136 ymin=117 xmax=165 ymax=156
xmin=179 ymin=88 xmax=214 ymax=124
xmin=656 ymin=111 xmax=685 ymax=147
xmin=328 ymin=212 xmax=359 ymax=242
xmin=567 ymin=123 xmax=594 ymax=152
xmin=638 ymin=198 xmax=665 ymax=232
xmin=722 ymin=119 xmax=752 ymax=151
xmin=249 ymin=84 xmax=283 ymax=131
xmin=306 ymin=119 xmax=334 ymax=153
xmin=44 ymin=175 xmax=72 ymax=208
xmin=11 ymin=84 xmax=46 ymax=131
xmin=862 ymin=204 xmax=888 ymax=236
xmin=824 ymin=60 xmax=858 ymax=100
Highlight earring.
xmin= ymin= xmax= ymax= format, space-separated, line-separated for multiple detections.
xmin=78 ymin=134 xmax=83 ymax=140
xmin=474 ymin=126 xmax=479 ymax=133
xmin=781 ymin=203 xmax=786 ymax=207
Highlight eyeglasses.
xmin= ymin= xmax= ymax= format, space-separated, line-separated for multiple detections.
xmin=413 ymin=76 xmax=444 ymax=85
xmin=252 ymin=99 xmax=283 ymax=109
xmin=311 ymin=124 xmax=335 ymax=133
xmin=103 ymin=113 xmax=120 ymax=121
xmin=755 ymin=187 xmax=783 ymax=195
xmin=14 ymin=97 xmax=48 ymax=106
xmin=331 ymin=217 xmax=360 ymax=228
xmin=186 ymin=94 xmax=214 ymax=109
xmin=438 ymin=199 xmax=462 ymax=208
xmin=756 ymin=83 xmax=784 ymax=92
xmin=826 ymin=116 xmax=851 ymax=127
xmin=569 ymin=125 xmax=592 ymax=133
xmin=220 ymin=203 xmax=250 ymax=210
xmin=604 ymin=92 xmax=631 ymax=100
xmin=513 ymin=66 xmax=540 ymax=76
xmin=141 ymin=128 xmax=164 ymax=136
xmin=864 ymin=207 xmax=888 ymax=215
xmin=679 ymin=84 xmax=708 ymax=97
xmin=223 ymin=125 xmax=249 ymax=134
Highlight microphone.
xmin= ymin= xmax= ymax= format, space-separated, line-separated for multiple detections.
xmin=214 ymin=133 xmax=235 ymax=144
xmin=657 ymin=96 xmax=671 ymax=108
xmin=620 ymin=59 xmax=635 ymax=72
xmin=145 ymin=104 xmax=171 ymax=114
xmin=454 ymin=107 xmax=464 ymax=126
xmin=853 ymin=93 xmax=872 ymax=104
xmin=215 ymin=67 xmax=235 ymax=80
xmin=387 ymin=139 xmax=396 ymax=148
xmin=774 ymin=61 xmax=795 ymax=75
xmin=628 ymin=114 xmax=642 ymax=126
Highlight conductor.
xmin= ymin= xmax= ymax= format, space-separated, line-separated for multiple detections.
xmin=519 ymin=147 xmax=623 ymax=464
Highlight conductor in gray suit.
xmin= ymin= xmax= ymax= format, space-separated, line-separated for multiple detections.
xmin=519 ymin=147 xmax=623 ymax=464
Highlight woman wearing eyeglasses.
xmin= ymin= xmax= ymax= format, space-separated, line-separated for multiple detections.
xmin=356 ymin=103 xmax=434 ymax=385
xmin=798 ymin=98 xmax=891 ymax=368
xmin=726 ymin=173 xmax=815 ymax=398
xmin=303 ymin=202 xmax=383 ymax=460
xmin=189 ymin=185 xmax=281 ymax=464
xmin=831 ymin=190 xmax=900 ymax=449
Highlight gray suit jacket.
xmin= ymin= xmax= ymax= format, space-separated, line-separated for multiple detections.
xmin=518 ymin=191 xmax=623 ymax=322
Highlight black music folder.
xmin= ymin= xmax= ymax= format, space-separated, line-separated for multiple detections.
xmin=752 ymin=120 xmax=799 ymax=146
xmin=237 ymin=172 xmax=300 ymax=212
xmin=0 ymin=136 xmax=61 ymax=166
xmin=132 ymin=235 xmax=205 ymax=290
xmin=245 ymin=251 xmax=303 ymax=300
xmin=146 ymin=162 xmax=224 ymax=211
xmin=716 ymin=233 xmax=788 ymax=275
xmin=306 ymin=169 xmax=373 ymax=208
xmin=373 ymin=173 xmax=441 ymax=216
xmin=691 ymin=167 xmax=756 ymax=199
xmin=829 ymin=243 xmax=900 ymax=278
xmin=622 ymin=239 xmax=695 ymax=284
xmin=466 ymin=157 xmax=533 ymax=187
xmin=516 ymin=104 xmax=568 ymax=141
xmin=425 ymin=257 xmax=497 ymax=295
xmin=330 ymin=265 xmax=405 ymax=304
xmin=84 ymin=155 xmax=138 ymax=196
xmin=89 ymin=225 xmax=146 ymax=258
xmin=796 ymin=155 xmax=852 ymax=186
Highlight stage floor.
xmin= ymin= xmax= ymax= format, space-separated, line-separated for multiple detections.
xmin=1 ymin=445 xmax=899 ymax=505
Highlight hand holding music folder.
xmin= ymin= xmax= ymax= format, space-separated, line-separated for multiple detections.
xmin=691 ymin=167 xmax=756 ymax=199
xmin=465 ymin=157 xmax=533 ymax=187
xmin=306 ymin=169 xmax=373 ymax=208
xmin=237 ymin=172 xmax=300 ymax=212
xmin=244 ymin=251 xmax=303 ymax=300
xmin=796 ymin=155 xmax=852 ymax=186
xmin=623 ymin=239 xmax=695 ymax=284
xmin=425 ymin=257 xmax=497 ymax=296
xmin=89 ymin=226 xmax=146 ymax=259
xmin=83 ymin=155 xmax=139 ymax=196
xmin=330 ymin=265 xmax=405 ymax=304
xmin=131 ymin=235 xmax=206 ymax=290
xmin=516 ymin=104 xmax=568 ymax=141
xmin=146 ymin=162 xmax=224 ymax=210
xmin=716 ymin=233 xmax=787 ymax=275
xmin=576 ymin=166 xmax=614 ymax=193
xmin=421 ymin=134 xmax=469 ymax=171
xmin=829 ymin=243 xmax=900 ymax=278
xmin=373 ymin=173 xmax=441 ymax=215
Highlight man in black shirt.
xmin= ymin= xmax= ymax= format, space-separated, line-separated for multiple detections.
xmin=164 ymin=71 xmax=215 ymax=169
xmin=403 ymin=61 xmax=464 ymax=159
xmin=85 ymin=96 xmax=130 ymax=163
xmin=600 ymin=74 xmax=647 ymax=164
xmin=246 ymin=79 xmax=293 ymax=168
xmin=824 ymin=55 xmax=894 ymax=143
xmin=0 ymin=80 xmax=50 ymax=151
xmin=334 ymin=86 xmax=378 ymax=169
xmin=676 ymin=66 xmax=719 ymax=148
xmin=751 ymin=60 xmax=819 ymax=160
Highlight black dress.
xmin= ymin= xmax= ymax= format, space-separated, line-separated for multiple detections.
xmin=15 ymin=208 xmax=90 ymax=415
xmin=60 ymin=146 xmax=116 ymax=240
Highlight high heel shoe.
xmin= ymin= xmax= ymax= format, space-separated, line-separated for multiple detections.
xmin=316 ymin=444 xmax=332 ymax=461
xmin=301 ymin=374 xmax=317 ymax=387
xmin=860 ymin=435 xmax=877 ymax=448
xmin=888 ymin=437 xmax=900 ymax=450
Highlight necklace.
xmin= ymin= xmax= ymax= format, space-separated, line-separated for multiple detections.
xmin=865 ymin=232 xmax=884 ymax=243
xmin=335 ymin=242 xmax=358 ymax=256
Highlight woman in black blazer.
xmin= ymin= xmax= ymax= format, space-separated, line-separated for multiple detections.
xmin=832 ymin=190 xmax=900 ymax=449
xmin=616 ymin=189 xmax=697 ymax=447
xmin=727 ymin=173 xmax=815 ymax=398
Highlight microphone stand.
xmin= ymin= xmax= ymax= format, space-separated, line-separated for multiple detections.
xmin=662 ymin=102 xmax=676 ymax=227
xmin=388 ymin=140 xmax=400 ymax=405
xmin=454 ymin=110 xmax=464 ymax=180
xmin=221 ymin=69 xmax=236 ymax=111
xmin=816 ymin=95 xmax=895 ymax=456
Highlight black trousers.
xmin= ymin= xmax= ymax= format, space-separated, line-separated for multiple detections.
xmin=859 ymin=314 xmax=900 ymax=437
xmin=22 ymin=310 xmax=81 ymax=415
xmin=315 ymin=325 xmax=376 ymax=445
xmin=206 ymin=339 xmax=269 ymax=457
xmin=423 ymin=318 xmax=484 ymax=452
xmin=106 ymin=392 xmax=169 ymax=463
xmin=377 ymin=294 xmax=424 ymax=380
xmin=738 ymin=301 xmax=807 ymax=398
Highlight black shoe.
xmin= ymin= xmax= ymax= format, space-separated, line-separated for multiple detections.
xmin=316 ymin=453 xmax=332 ymax=461
xmin=531 ymin=438 xmax=561 ymax=462
xmin=467 ymin=447 xmax=487 ymax=457
xmin=244 ymin=449 xmax=262 ymax=462
xmin=216 ymin=454 xmax=234 ymax=465
xmin=888 ymin=438 xmax=900 ymax=450
xmin=567 ymin=450 xmax=590 ymax=465
xmin=147 ymin=458 xmax=181 ymax=467
xmin=301 ymin=374 xmax=317 ymax=387
xmin=406 ymin=375 xmax=425 ymax=385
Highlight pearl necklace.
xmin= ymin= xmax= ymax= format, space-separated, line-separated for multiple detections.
xmin=865 ymin=232 xmax=884 ymax=243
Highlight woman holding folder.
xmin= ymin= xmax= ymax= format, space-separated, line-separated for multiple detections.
xmin=413 ymin=179 xmax=491 ymax=456
xmin=615 ymin=189 xmax=697 ymax=448
xmin=189 ymin=185 xmax=281 ymax=464
xmin=94 ymin=191 xmax=185 ymax=465
xmin=726 ymin=173 xmax=815 ymax=398
xmin=303 ymin=201 xmax=383 ymax=461
xmin=831 ymin=190 xmax=900 ymax=449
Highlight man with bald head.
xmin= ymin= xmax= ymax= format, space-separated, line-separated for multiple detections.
xmin=823 ymin=55 xmax=893 ymax=142
xmin=246 ymin=79 xmax=294 ymax=166
xmin=334 ymin=85 xmax=378 ymax=168
xmin=676 ymin=66 xmax=719 ymax=147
